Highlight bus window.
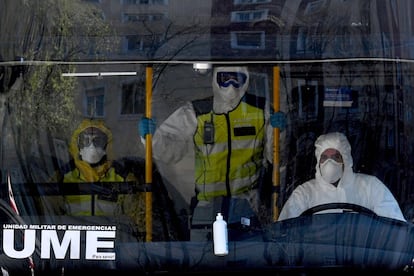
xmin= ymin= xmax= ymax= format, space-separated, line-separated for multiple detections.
xmin=1 ymin=0 xmax=414 ymax=274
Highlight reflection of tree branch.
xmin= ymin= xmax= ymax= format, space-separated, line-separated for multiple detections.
xmin=153 ymin=34 xmax=200 ymax=88
xmin=0 ymin=93 xmax=7 ymax=164
xmin=142 ymin=19 xmax=205 ymax=59
xmin=0 ymin=73 xmax=23 ymax=164
xmin=140 ymin=18 xmax=207 ymax=87
xmin=1 ymin=0 xmax=110 ymax=183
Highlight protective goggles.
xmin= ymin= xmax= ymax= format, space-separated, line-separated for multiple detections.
xmin=78 ymin=128 xmax=108 ymax=149
xmin=216 ymin=71 xmax=247 ymax=88
xmin=319 ymin=149 xmax=343 ymax=164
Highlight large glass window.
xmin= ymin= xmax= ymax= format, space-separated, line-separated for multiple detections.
xmin=121 ymin=81 xmax=145 ymax=115
xmin=2 ymin=1 xmax=414 ymax=275
xmin=231 ymin=10 xmax=268 ymax=22
xmin=85 ymin=87 xmax=105 ymax=117
xmin=231 ymin=31 xmax=265 ymax=49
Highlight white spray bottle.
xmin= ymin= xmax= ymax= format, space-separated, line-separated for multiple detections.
xmin=213 ymin=212 xmax=228 ymax=256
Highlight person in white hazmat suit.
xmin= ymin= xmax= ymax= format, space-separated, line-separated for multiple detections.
xmin=278 ymin=132 xmax=406 ymax=222
xmin=139 ymin=66 xmax=286 ymax=240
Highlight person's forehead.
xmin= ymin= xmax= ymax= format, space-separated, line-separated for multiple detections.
xmin=82 ymin=127 xmax=104 ymax=135
xmin=321 ymin=148 xmax=341 ymax=156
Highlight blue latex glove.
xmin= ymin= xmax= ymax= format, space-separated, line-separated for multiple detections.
xmin=138 ymin=117 xmax=156 ymax=138
xmin=270 ymin=111 xmax=286 ymax=130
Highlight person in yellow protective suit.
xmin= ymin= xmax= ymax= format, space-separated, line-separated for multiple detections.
xmin=63 ymin=119 xmax=145 ymax=230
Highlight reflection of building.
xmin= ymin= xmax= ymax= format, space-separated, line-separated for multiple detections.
xmin=209 ymin=0 xmax=414 ymax=203
xmin=2 ymin=0 xmax=414 ymax=220
xmin=75 ymin=0 xmax=212 ymax=158
xmin=92 ymin=0 xmax=212 ymax=60
xmin=211 ymin=0 xmax=283 ymax=60
xmin=71 ymin=0 xmax=213 ymax=213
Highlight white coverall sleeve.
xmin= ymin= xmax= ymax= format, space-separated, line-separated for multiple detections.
xmin=277 ymin=184 xmax=309 ymax=221
xmin=150 ymin=102 xmax=198 ymax=163
xmin=367 ymin=176 xmax=406 ymax=222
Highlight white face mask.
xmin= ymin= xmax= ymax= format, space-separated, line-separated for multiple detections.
xmin=79 ymin=144 xmax=106 ymax=164
xmin=320 ymin=159 xmax=343 ymax=184
xmin=212 ymin=67 xmax=249 ymax=114
xmin=213 ymin=83 xmax=245 ymax=113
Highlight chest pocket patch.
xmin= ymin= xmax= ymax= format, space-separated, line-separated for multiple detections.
xmin=234 ymin=126 xmax=256 ymax=136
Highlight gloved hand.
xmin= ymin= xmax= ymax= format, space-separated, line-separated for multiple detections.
xmin=138 ymin=117 xmax=156 ymax=138
xmin=270 ymin=111 xmax=286 ymax=131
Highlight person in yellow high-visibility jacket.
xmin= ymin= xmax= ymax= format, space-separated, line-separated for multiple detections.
xmin=63 ymin=119 xmax=145 ymax=233
xmin=139 ymin=66 xmax=285 ymax=240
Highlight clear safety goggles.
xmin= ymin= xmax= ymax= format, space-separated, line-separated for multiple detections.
xmin=320 ymin=149 xmax=343 ymax=164
xmin=78 ymin=128 xmax=108 ymax=149
xmin=216 ymin=71 xmax=247 ymax=88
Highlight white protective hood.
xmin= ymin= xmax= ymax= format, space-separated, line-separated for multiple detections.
xmin=314 ymin=132 xmax=354 ymax=187
xmin=212 ymin=66 xmax=249 ymax=114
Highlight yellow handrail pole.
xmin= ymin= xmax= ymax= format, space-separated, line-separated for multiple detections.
xmin=145 ymin=65 xmax=153 ymax=242
xmin=272 ymin=66 xmax=281 ymax=222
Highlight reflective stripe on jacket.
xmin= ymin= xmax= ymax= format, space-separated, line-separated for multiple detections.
xmin=193 ymin=94 xmax=266 ymax=201
xmin=64 ymin=166 xmax=125 ymax=216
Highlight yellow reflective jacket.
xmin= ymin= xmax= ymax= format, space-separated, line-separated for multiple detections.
xmin=63 ymin=119 xmax=140 ymax=217
xmin=193 ymin=94 xmax=266 ymax=201
xmin=63 ymin=166 xmax=125 ymax=216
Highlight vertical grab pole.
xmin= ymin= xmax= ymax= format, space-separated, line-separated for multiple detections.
xmin=272 ymin=66 xmax=281 ymax=222
xmin=145 ymin=65 xmax=153 ymax=241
